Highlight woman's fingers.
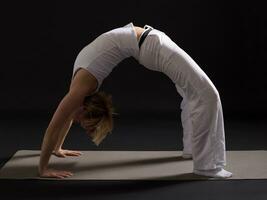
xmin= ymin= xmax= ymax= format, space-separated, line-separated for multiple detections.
xmin=53 ymin=149 xmax=82 ymax=157
xmin=54 ymin=170 xmax=73 ymax=178
xmin=52 ymin=151 xmax=66 ymax=158
xmin=58 ymin=153 xmax=66 ymax=157
xmin=60 ymin=171 xmax=73 ymax=176
xmin=64 ymin=150 xmax=83 ymax=156
xmin=40 ymin=169 xmax=73 ymax=179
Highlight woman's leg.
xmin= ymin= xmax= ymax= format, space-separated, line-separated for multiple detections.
xmin=174 ymin=87 xmax=193 ymax=158
xmin=180 ymin=99 xmax=193 ymax=158
xmin=160 ymin=36 xmax=232 ymax=178
xmin=190 ymin=87 xmax=232 ymax=177
xmin=177 ymin=81 xmax=232 ymax=178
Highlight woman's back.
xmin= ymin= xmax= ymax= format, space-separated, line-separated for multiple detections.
xmin=72 ymin=22 xmax=140 ymax=93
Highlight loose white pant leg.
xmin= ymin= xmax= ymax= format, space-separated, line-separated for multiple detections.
xmin=141 ymin=30 xmax=228 ymax=170
xmin=181 ymin=98 xmax=193 ymax=155
xmin=161 ymin=44 xmax=227 ymax=170
xmin=175 ymin=85 xmax=193 ymax=155
xmin=190 ymin=86 xmax=227 ymax=170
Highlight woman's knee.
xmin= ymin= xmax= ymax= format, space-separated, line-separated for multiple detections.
xmin=201 ymin=85 xmax=220 ymax=103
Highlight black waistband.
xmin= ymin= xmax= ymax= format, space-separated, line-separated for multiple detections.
xmin=138 ymin=27 xmax=153 ymax=48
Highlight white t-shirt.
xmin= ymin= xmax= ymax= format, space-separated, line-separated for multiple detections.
xmin=72 ymin=22 xmax=140 ymax=93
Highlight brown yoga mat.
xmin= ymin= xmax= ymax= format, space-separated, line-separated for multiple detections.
xmin=0 ymin=150 xmax=266 ymax=180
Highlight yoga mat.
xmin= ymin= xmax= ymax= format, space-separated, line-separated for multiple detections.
xmin=0 ymin=150 xmax=266 ymax=180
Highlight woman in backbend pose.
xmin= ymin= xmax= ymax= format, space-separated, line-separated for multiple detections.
xmin=38 ymin=22 xmax=233 ymax=179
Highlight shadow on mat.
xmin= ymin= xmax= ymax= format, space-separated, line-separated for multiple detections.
xmin=0 ymin=152 xmax=40 ymax=169
xmin=0 ymin=155 xmax=199 ymax=179
xmin=11 ymin=153 xmax=40 ymax=160
xmin=52 ymin=155 xmax=192 ymax=172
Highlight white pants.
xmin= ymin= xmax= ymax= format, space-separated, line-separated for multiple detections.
xmin=177 ymin=85 xmax=226 ymax=170
xmin=139 ymin=29 xmax=226 ymax=170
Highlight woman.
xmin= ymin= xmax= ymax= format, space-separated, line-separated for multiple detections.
xmin=38 ymin=22 xmax=233 ymax=179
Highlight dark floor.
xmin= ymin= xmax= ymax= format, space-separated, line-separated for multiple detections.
xmin=0 ymin=112 xmax=266 ymax=200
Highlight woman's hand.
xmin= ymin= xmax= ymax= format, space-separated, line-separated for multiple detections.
xmin=39 ymin=168 xmax=73 ymax=179
xmin=52 ymin=149 xmax=83 ymax=158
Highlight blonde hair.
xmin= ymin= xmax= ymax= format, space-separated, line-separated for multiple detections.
xmin=77 ymin=91 xmax=118 ymax=146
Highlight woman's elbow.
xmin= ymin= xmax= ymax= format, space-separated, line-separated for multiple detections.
xmin=49 ymin=92 xmax=84 ymax=129
xmin=61 ymin=91 xmax=86 ymax=116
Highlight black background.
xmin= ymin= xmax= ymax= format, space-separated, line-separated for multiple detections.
xmin=2 ymin=0 xmax=266 ymax=119
xmin=1 ymin=1 xmax=267 ymax=199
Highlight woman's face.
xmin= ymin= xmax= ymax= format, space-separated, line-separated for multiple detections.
xmin=72 ymin=105 xmax=105 ymax=141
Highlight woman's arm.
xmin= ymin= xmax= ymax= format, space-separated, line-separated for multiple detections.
xmin=38 ymin=68 xmax=98 ymax=178
xmin=38 ymin=91 xmax=84 ymax=176
xmin=54 ymin=116 xmax=73 ymax=151
xmin=52 ymin=117 xmax=83 ymax=157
